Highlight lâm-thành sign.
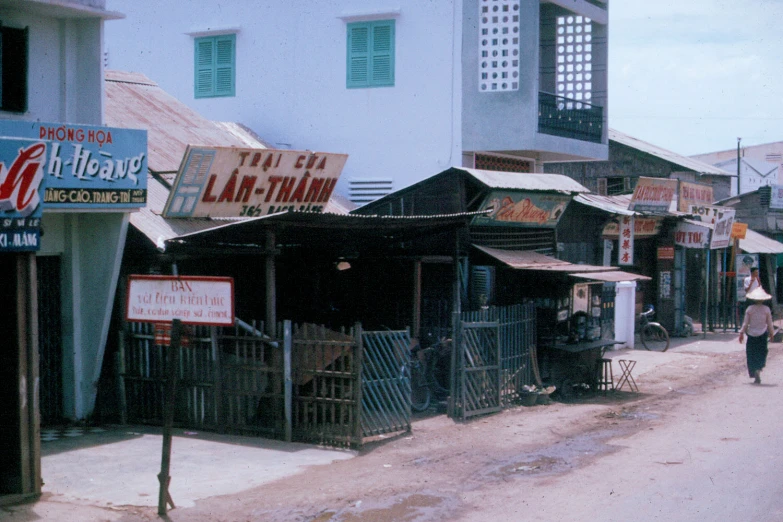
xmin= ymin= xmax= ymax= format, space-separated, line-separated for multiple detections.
xmin=126 ymin=275 xmax=234 ymax=326
xmin=163 ymin=146 xmax=348 ymax=218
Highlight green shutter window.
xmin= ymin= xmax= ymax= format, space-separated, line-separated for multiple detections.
xmin=194 ymin=34 xmax=235 ymax=98
xmin=347 ymin=20 xmax=394 ymax=88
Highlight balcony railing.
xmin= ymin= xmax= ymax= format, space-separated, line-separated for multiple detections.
xmin=538 ymin=92 xmax=604 ymax=144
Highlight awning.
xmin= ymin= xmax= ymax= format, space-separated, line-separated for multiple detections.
xmin=740 ymin=229 xmax=783 ymax=254
xmin=473 ymin=245 xmax=613 ymax=272
xmin=569 ymin=271 xmax=652 ymax=282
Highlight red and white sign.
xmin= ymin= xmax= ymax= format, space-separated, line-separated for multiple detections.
xmin=602 ymin=217 xmax=661 ymax=238
xmin=674 ymin=221 xmax=709 ymax=248
xmin=628 ymin=177 xmax=677 ymax=212
xmin=709 ymin=208 xmax=735 ymax=250
xmin=163 ymin=146 xmax=348 ymax=218
xmin=126 ymin=275 xmax=234 ymax=326
xmin=618 ymin=215 xmax=634 ymax=265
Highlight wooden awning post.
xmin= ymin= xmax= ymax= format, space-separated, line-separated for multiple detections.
xmin=157 ymin=318 xmax=180 ymax=516
xmin=412 ymin=259 xmax=422 ymax=339
xmin=265 ymin=229 xmax=277 ymax=337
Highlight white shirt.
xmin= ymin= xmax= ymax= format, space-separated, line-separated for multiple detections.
xmin=741 ymin=303 xmax=774 ymax=338
xmin=744 ymin=275 xmax=760 ymax=294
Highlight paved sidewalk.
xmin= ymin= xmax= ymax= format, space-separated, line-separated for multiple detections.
xmin=37 ymin=426 xmax=354 ymax=512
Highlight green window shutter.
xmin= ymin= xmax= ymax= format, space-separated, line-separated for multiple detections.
xmin=194 ymin=34 xmax=235 ymax=98
xmin=371 ymin=23 xmax=394 ymax=85
xmin=347 ymin=20 xmax=394 ymax=89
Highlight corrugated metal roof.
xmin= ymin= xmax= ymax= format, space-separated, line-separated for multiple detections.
xmin=459 ymin=167 xmax=590 ymax=193
xmin=569 ymin=271 xmax=651 ymax=282
xmin=574 ymin=193 xmax=635 ymax=216
xmin=105 ymin=70 xmax=270 ymax=174
xmin=609 ymin=129 xmax=732 ymax=176
xmin=740 ymin=229 xmax=783 ymax=254
xmin=473 ymin=245 xmax=616 ymax=273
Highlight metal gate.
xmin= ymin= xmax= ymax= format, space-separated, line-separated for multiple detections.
xmin=451 ymin=303 xmax=536 ymax=419
xmin=37 ymin=256 xmax=63 ymax=426
xmin=452 ymin=319 xmax=501 ymax=420
xmin=361 ymin=330 xmax=411 ymax=437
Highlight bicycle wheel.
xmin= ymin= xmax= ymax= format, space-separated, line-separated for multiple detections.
xmin=409 ymin=361 xmax=431 ymax=412
xmin=641 ymin=323 xmax=670 ymax=352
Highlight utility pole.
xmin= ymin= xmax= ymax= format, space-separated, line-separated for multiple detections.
xmin=737 ymin=137 xmax=742 ymax=195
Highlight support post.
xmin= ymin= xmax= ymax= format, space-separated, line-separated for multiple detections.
xmin=412 ymin=259 xmax=422 ymax=339
xmin=283 ymin=320 xmax=292 ymax=443
xmin=265 ymin=230 xmax=277 ymax=338
xmin=157 ymin=319 xmax=180 ymax=516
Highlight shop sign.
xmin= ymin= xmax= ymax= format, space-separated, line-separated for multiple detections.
xmin=731 ymin=222 xmax=748 ymax=239
xmin=657 ymin=246 xmax=674 ymax=260
xmin=0 ymin=138 xmax=46 ymax=252
xmin=770 ymin=185 xmax=783 ymax=210
xmin=687 ymin=203 xmax=730 ymax=224
xmin=473 ymin=190 xmax=570 ymax=228
xmin=618 ymin=215 xmax=634 ymax=265
xmin=674 ymin=221 xmax=709 ymax=248
xmin=0 ymin=121 xmax=147 ymax=209
xmin=678 ymin=181 xmax=713 ymax=213
xmin=628 ymin=177 xmax=677 ymax=212
xmin=126 ymin=275 xmax=235 ymax=326
xmin=709 ymin=208 xmax=734 ymax=249
xmin=163 ymin=146 xmax=347 ymax=218
xmin=602 ymin=217 xmax=661 ymax=238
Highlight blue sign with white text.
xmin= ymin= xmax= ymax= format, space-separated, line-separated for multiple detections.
xmin=0 ymin=120 xmax=147 ymax=209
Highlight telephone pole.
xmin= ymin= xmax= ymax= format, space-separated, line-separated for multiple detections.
xmin=737 ymin=137 xmax=742 ymax=195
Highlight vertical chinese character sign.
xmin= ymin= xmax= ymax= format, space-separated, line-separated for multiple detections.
xmin=619 ymin=216 xmax=634 ymax=266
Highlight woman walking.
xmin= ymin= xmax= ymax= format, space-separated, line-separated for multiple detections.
xmin=738 ymin=287 xmax=775 ymax=384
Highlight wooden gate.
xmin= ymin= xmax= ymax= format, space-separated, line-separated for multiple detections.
xmin=360 ymin=330 xmax=411 ymax=437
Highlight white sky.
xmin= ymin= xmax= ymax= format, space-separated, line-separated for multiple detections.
xmin=609 ymin=0 xmax=783 ymax=156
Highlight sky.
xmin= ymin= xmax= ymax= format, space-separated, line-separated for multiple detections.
xmin=609 ymin=0 xmax=783 ymax=156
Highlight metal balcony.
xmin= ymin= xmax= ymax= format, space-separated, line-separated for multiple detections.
xmin=538 ymin=92 xmax=603 ymax=144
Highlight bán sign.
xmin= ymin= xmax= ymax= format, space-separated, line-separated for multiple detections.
xmin=126 ymin=275 xmax=234 ymax=326
xmin=163 ymin=146 xmax=348 ymax=218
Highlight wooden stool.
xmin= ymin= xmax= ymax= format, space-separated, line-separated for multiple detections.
xmin=616 ymin=359 xmax=638 ymax=392
xmin=595 ymin=358 xmax=614 ymax=394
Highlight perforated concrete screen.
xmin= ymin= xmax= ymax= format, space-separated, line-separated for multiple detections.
xmin=478 ymin=0 xmax=521 ymax=92
xmin=556 ymin=15 xmax=593 ymax=106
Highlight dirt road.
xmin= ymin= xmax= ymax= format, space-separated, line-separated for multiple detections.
xmin=4 ymin=334 xmax=771 ymax=521
xmin=115 ymin=335 xmax=760 ymax=522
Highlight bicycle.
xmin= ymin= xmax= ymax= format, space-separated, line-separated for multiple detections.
xmin=637 ymin=305 xmax=670 ymax=352
xmin=404 ymin=338 xmax=452 ymax=412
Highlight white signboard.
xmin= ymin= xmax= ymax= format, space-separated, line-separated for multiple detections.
xmin=618 ymin=215 xmax=634 ymax=265
xmin=163 ymin=147 xmax=348 ymax=218
xmin=709 ymin=208 xmax=735 ymax=249
xmin=688 ymin=204 xmax=731 ymax=224
xmin=628 ymin=177 xmax=678 ymax=212
xmin=771 ymin=185 xmax=783 ymax=210
xmin=674 ymin=221 xmax=709 ymax=248
xmin=126 ymin=275 xmax=234 ymax=326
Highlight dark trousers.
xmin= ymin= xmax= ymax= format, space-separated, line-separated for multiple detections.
xmin=746 ymin=333 xmax=769 ymax=377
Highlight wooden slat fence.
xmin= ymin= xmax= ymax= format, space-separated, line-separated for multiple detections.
xmin=121 ymin=319 xmax=371 ymax=447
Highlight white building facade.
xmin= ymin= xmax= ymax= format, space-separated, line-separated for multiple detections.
xmin=693 ymin=141 xmax=783 ymax=197
xmin=104 ymin=0 xmax=608 ymax=204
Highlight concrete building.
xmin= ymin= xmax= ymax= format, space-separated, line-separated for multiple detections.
xmin=692 ymin=141 xmax=783 ymax=196
xmin=103 ymin=0 xmax=609 ymax=204
xmin=0 ymin=0 xmax=145 ymax=501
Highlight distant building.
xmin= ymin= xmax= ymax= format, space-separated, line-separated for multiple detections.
xmin=692 ymin=141 xmax=783 ymax=196
xmin=104 ymin=0 xmax=610 ymax=204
